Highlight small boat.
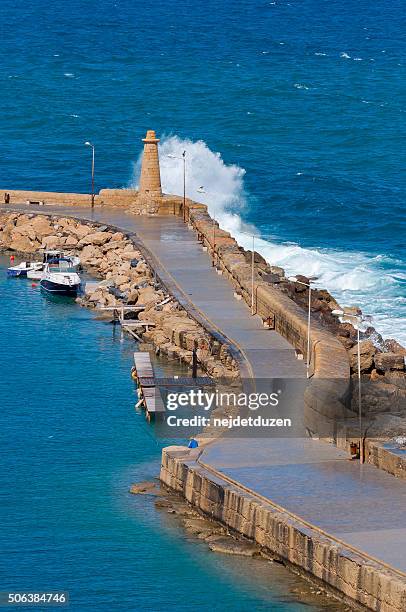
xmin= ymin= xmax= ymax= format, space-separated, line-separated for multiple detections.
xmin=26 ymin=251 xmax=81 ymax=280
xmin=40 ymin=262 xmax=81 ymax=296
xmin=7 ymin=261 xmax=43 ymax=278
xmin=42 ymin=250 xmax=80 ymax=268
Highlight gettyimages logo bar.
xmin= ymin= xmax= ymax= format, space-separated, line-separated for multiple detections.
xmin=150 ymin=377 xmax=320 ymax=439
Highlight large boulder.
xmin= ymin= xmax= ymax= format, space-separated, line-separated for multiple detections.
xmin=102 ymin=240 xmax=128 ymax=252
xmin=137 ymin=286 xmax=161 ymax=305
xmin=58 ymin=217 xmax=76 ymax=231
xmin=80 ymin=244 xmax=103 ymax=262
xmin=30 ymin=216 xmax=55 ymax=238
xmin=79 ymin=231 xmax=112 ymax=246
xmin=14 ymin=215 xmax=28 ymax=226
xmin=10 ymin=217 xmax=54 ymax=242
xmin=383 ymin=339 xmax=406 ymax=356
xmin=111 ymin=232 xmax=125 ymax=241
xmin=374 ymin=353 xmax=405 ymax=373
xmin=11 ymin=224 xmax=36 ymax=241
xmin=65 ymin=235 xmax=78 ymax=247
xmin=9 ymin=233 xmax=39 ymax=253
xmin=127 ymin=288 xmax=139 ymax=305
xmin=121 ymin=250 xmax=142 ymax=261
xmin=41 ymin=235 xmax=62 ymax=250
xmin=71 ymin=224 xmax=92 ymax=239
xmin=348 ymin=340 xmax=376 ymax=373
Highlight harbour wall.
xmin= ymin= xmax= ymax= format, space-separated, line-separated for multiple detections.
xmin=0 ymin=188 xmax=186 ymax=215
xmin=160 ymin=445 xmax=406 ymax=612
xmin=184 ymin=201 xmax=352 ymax=443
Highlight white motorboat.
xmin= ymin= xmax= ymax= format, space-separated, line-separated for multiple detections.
xmin=26 ymin=251 xmax=81 ymax=280
xmin=40 ymin=262 xmax=81 ymax=296
xmin=7 ymin=261 xmax=43 ymax=278
xmin=42 ymin=250 xmax=80 ymax=268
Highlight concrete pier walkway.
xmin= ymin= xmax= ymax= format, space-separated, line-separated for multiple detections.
xmin=3 ymin=203 xmax=406 ymax=577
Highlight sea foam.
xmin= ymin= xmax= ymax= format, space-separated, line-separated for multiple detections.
xmin=130 ymin=135 xmax=406 ymax=344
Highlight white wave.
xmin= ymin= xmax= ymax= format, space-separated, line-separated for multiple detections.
xmin=64 ymin=72 xmax=75 ymax=77
xmin=129 ymin=135 xmax=406 ymax=344
xmin=315 ymin=52 xmax=327 ymax=56
xmin=294 ymin=83 xmax=310 ymax=90
xmin=130 ymin=134 xmax=246 ymax=225
xmin=340 ymin=52 xmax=351 ymax=59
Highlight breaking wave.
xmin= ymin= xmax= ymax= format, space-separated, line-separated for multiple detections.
xmin=130 ymin=135 xmax=406 ymax=344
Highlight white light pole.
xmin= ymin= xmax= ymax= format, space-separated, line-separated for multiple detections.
xmin=84 ymin=141 xmax=95 ymax=208
xmin=332 ymin=309 xmax=372 ymax=464
xmin=288 ymin=276 xmax=319 ymax=378
xmin=167 ymin=151 xmax=187 ymax=222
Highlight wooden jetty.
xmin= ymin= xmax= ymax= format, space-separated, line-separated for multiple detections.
xmin=132 ymin=352 xmax=214 ymax=422
xmin=98 ymin=305 xmax=156 ymax=340
xmin=132 ymin=352 xmax=165 ymax=421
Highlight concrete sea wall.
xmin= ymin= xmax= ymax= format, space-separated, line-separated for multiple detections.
xmin=186 ymin=203 xmax=352 ymax=443
xmin=161 ymin=445 xmax=406 ymax=612
xmin=0 ymin=188 xmax=186 ymax=216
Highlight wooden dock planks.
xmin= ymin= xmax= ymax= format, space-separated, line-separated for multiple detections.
xmin=132 ymin=352 xmax=165 ymax=420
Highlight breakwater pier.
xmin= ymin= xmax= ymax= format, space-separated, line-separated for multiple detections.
xmin=1 ymin=130 xmax=406 ymax=611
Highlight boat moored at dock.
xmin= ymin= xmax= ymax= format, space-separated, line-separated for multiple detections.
xmin=40 ymin=262 xmax=81 ymax=296
xmin=7 ymin=261 xmax=43 ymax=277
xmin=8 ymin=250 xmax=81 ymax=279
xmin=26 ymin=251 xmax=81 ymax=279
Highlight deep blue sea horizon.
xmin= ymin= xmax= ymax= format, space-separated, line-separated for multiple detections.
xmin=0 ymin=261 xmax=342 ymax=611
xmin=0 ymin=0 xmax=405 ymax=341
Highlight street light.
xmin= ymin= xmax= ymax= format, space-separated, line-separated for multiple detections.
xmin=167 ymin=151 xmax=187 ymax=222
xmin=332 ymin=308 xmax=373 ymax=464
xmin=288 ymin=276 xmax=319 ymax=378
xmin=84 ymin=141 xmax=95 ymax=208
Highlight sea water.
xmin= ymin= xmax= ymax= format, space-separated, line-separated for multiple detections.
xmin=0 ymin=0 xmax=404 ymax=343
xmin=0 ymin=260 xmax=345 ymax=611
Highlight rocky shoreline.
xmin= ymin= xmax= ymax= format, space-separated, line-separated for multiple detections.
xmin=0 ymin=212 xmax=239 ymax=381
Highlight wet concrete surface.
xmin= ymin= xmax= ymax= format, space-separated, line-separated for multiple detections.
xmin=204 ymin=437 xmax=406 ymax=571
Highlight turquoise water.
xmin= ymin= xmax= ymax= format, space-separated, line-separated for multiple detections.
xmin=0 ymin=259 xmax=339 ymax=611
xmin=0 ymin=0 xmax=405 ymax=341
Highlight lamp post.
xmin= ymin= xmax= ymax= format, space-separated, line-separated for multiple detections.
xmin=84 ymin=141 xmax=95 ymax=208
xmin=167 ymin=151 xmax=187 ymax=222
xmin=332 ymin=309 xmax=372 ymax=464
xmin=288 ymin=276 xmax=319 ymax=378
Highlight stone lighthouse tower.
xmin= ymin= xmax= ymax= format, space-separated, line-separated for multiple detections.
xmin=139 ymin=130 xmax=162 ymax=208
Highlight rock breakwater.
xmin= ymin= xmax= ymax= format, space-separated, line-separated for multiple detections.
xmin=0 ymin=212 xmax=239 ymax=381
